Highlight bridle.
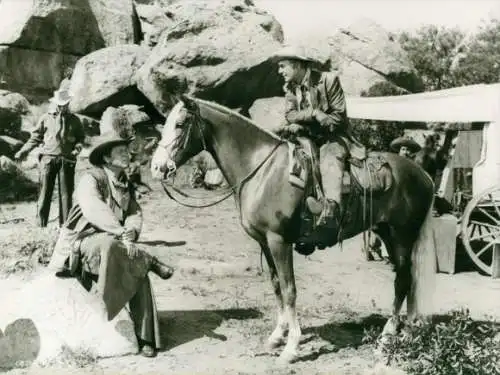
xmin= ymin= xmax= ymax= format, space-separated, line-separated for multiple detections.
xmin=158 ymin=105 xmax=283 ymax=208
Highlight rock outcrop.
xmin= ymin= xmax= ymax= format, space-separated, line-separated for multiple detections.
xmin=0 ymin=0 xmax=141 ymax=100
xmin=136 ymin=0 xmax=285 ymax=115
xmin=68 ymin=45 xmax=154 ymax=119
xmin=328 ymin=18 xmax=424 ymax=95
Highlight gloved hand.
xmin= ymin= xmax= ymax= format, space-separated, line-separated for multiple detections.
xmin=314 ymin=111 xmax=337 ymax=132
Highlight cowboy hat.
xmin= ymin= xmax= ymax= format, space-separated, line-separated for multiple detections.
xmin=271 ymin=45 xmax=322 ymax=66
xmin=49 ymin=89 xmax=72 ymax=106
xmin=390 ymin=137 xmax=421 ymax=153
xmin=88 ymin=132 xmax=133 ymax=166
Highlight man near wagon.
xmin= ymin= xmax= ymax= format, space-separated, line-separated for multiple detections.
xmin=272 ymin=45 xmax=367 ymax=247
xmin=14 ymin=89 xmax=85 ymax=227
xmin=48 ymin=132 xmax=174 ymax=358
xmin=390 ymin=136 xmax=421 ymax=159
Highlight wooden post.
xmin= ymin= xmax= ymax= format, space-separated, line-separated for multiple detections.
xmin=491 ymin=242 xmax=500 ymax=278
xmin=432 ymin=214 xmax=458 ymax=274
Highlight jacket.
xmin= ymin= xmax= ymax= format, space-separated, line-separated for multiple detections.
xmin=48 ymin=166 xmax=142 ymax=274
xmin=282 ymin=70 xmax=366 ymax=160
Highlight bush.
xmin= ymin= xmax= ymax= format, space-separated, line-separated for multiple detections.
xmin=364 ymin=310 xmax=500 ymax=375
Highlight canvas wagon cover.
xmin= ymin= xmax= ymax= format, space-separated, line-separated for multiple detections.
xmin=346 ymin=83 xmax=500 ymax=124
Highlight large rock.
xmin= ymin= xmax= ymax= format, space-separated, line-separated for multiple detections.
xmin=0 ymin=0 xmax=141 ymax=100
xmin=0 ymin=90 xmax=31 ymax=137
xmin=0 ymin=135 xmax=23 ymax=158
xmin=0 ymin=273 xmax=138 ymax=370
xmin=248 ymin=96 xmax=286 ymax=133
xmin=69 ymin=45 xmax=154 ymax=119
xmin=136 ymin=0 xmax=284 ymax=116
xmin=328 ymin=19 xmax=423 ymax=95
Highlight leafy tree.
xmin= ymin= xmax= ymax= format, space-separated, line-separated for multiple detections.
xmin=398 ymin=19 xmax=500 ymax=90
xmin=398 ymin=25 xmax=467 ymax=90
xmin=452 ymin=18 xmax=500 ymax=85
xmin=350 ymin=82 xmax=406 ymax=152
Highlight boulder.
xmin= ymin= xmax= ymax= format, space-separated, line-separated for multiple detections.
xmin=328 ymin=19 xmax=423 ymax=95
xmin=136 ymin=0 xmax=284 ymax=116
xmin=0 ymin=0 xmax=141 ymax=100
xmin=0 ymin=155 xmax=38 ymax=203
xmin=69 ymin=45 xmax=154 ymax=119
xmin=0 ymin=273 xmax=138 ymax=370
xmin=135 ymin=3 xmax=173 ymax=47
xmin=248 ymin=96 xmax=286 ymax=133
xmin=0 ymin=135 xmax=23 ymax=158
xmin=0 ymin=90 xmax=31 ymax=137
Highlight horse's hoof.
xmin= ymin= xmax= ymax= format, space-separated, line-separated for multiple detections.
xmin=266 ymin=337 xmax=285 ymax=351
xmin=278 ymin=349 xmax=299 ymax=364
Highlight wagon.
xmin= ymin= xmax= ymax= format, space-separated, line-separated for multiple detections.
xmin=346 ymin=83 xmax=500 ymax=275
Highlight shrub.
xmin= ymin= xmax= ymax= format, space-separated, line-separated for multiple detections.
xmin=364 ymin=310 xmax=500 ymax=375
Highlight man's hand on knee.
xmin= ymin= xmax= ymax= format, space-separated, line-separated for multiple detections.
xmin=123 ymin=240 xmax=139 ymax=258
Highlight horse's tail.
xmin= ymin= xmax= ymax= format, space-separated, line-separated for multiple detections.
xmin=407 ymin=194 xmax=436 ymax=320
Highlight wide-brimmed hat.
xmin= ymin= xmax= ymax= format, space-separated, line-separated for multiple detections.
xmin=390 ymin=137 xmax=421 ymax=153
xmin=88 ymin=132 xmax=133 ymax=166
xmin=49 ymin=89 xmax=72 ymax=106
xmin=271 ymin=45 xmax=322 ymax=67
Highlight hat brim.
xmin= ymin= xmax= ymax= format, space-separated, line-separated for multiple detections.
xmin=88 ymin=138 xmax=132 ymax=166
xmin=390 ymin=138 xmax=421 ymax=153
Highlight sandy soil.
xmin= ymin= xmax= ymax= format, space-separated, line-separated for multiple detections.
xmin=1 ymin=180 xmax=500 ymax=375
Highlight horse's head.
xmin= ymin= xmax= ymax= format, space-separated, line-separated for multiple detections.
xmin=150 ymin=95 xmax=206 ymax=179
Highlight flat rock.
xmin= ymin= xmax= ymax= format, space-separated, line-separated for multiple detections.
xmin=0 ymin=272 xmax=138 ymax=370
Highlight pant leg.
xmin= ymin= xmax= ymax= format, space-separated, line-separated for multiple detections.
xmin=58 ymin=159 xmax=76 ymax=224
xmin=37 ymin=155 xmax=60 ymax=227
xmin=79 ymin=233 xmax=161 ymax=347
xmin=129 ymin=276 xmax=163 ymax=349
xmin=319 ymin=142 xmax=346 ymax=204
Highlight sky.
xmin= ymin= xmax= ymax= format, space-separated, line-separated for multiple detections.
xmin=255 ymin=0 xmax=500 ymax=41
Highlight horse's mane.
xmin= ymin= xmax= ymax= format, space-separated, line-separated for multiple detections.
xmin=191 ymin=97 xmax=282 ymax=141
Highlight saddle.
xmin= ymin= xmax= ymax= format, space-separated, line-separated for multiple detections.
xmin=287 ymin=143 xmax=393 ymax=255
xmin=287 ymin=144 xmax=392 ymax=194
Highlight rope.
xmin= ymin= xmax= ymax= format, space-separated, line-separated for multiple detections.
xmin=161 ymin=142 xmax=282 ymax=209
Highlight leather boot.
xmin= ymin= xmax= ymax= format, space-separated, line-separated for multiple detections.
xmin=306 ymin=197 xmax=339 ymax=227
xmin=150 ymin=257 xmax=174 ymax=280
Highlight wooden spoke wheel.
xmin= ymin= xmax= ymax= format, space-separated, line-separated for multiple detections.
xmin=460 ymin=186 xmax=500 ymax=275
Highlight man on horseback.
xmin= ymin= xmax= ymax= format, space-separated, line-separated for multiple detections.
xmin=272 ymin=45 xmax=366 ymax=245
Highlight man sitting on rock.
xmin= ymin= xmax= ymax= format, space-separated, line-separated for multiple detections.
xmin=48 ymin=132 xmax=174 ymax=358
xmin=15 ymin=89 xmax=84 ymax=227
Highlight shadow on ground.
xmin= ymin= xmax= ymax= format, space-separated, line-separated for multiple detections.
xmin=138 ymin=240 xmax=187 ymax=247
xmin=159 ymin=308 xmax=263 ymax=351
xmin=297 ymin=314 xmax=387 ymax=362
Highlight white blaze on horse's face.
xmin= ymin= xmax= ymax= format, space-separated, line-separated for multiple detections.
xmin=150 ymin=101 xmax=187 ymax=179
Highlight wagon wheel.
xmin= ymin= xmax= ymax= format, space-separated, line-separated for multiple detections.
xmin=460 ymin=186 xmax=500 ymax=275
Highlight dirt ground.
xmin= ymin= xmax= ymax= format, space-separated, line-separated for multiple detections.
xmin=1 ymin=179 xmax=500 ymax=375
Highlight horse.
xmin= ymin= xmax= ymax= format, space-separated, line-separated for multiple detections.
xmin=150 ymin=95 xmax=436 ymax=363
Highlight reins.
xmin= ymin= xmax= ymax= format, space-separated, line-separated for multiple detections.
xmin=159 ymin=109 xmax=283 ymax=208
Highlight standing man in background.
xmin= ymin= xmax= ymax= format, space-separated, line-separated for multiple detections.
xmin=15 ymin=89 xmax=85 ymax=227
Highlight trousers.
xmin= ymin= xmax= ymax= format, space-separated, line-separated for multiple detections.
xmin=37 ymin=155 xmax=75 ymax=227
xmin=79 ymin=233 xmax=162 ymax=349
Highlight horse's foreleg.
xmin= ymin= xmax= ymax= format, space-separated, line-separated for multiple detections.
xmin=260 ymin=243 xmax=287 ymax=350
xmin=267 ymin=232 xmax=301 ymax=363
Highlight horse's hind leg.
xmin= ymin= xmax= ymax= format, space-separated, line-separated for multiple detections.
xmin=260 ymin=242 xmax=288 ymax=350
xmin=382 ymin=236 xmax=412 ymax=337
xmin=267 ymin=232 xmax=301 ymax=364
